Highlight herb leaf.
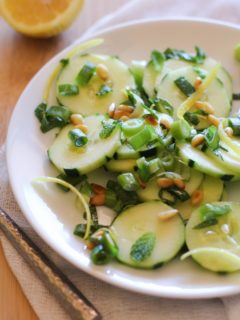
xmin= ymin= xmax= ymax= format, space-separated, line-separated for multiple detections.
xmin=193 ymin=218 xmax=218 ymax=229
xmin=164 ymin=47 xmax=206 ymax=64
xmin=96 ymin=84 xmax=112 ymax=96
xmin=130 ymin=232 xmax=156 ymax=262
xmin=99 ymin=120 xmax=118 ymax=139
xmin=35 ymin=103 xmax=71 ymax=133
xmin=203 ymin=125 xmax=220 ymax=150
xmin=200 ymin=203 xmax=231 ymax=221
xmin=149 ymin=50 xmax=165 ymax=72
xmin=151 ymin=97 xmax=173 ymax=116
xmin=60 ymin=58 xmax=69 ymax=67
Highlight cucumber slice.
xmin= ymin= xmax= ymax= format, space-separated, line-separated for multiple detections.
xmin=177 ymin=142 xmax=237 ymax=180
xmin=185 ymin=202 xmax=240 ymax=272
xmin=115 ymin=144 xmax=140 ymax=160
xmin=137 ymin=166 xmax=203 ymax=202
xmin=202 ymin=57 xmax=233 ymax=103
xmin=111 ymin=201 xmax=185 ymax=268
xmin=206 ymin=146 xmax=240 ymax=173
xmin=105 ymin=159 xmax=137 ymax=172
xmin=48 ymin=115 xmax=121 ymax=174
xmin=176 ymin=175 xmax=224 ymax=220
xmin=157 ymin=66 xmax=231 ymax=118
xmin=57 ymin=54 xmax=135 ymax=115
xmin=142 ymin=62 xmax=161 ymax=98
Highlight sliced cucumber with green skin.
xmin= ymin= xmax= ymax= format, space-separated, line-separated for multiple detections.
xmin=142 ymin=62 xmax=161 ymax=98
xmin=202 ymin=57 xmax=233 ymax=103
xmin=137 ymin=166 xmax=203 ymax=202
xmin=157 ymin=66 xmax=231 ymax=118
xmin=48 ymin=115 xmax=121 ymax=174
xmin=176 ymin=175 xmax=224 ymax=220
xmin=111 ymin=201 xmax=185 ymax=268
xmin=177 ymin=142 xmax=237 ymax=180
xmin=105 ymin=159 xmax=137 ymax=172
xmin=114 ymin=144 xmax=140 ymax=160
xmin=57 ymin=54 xmax=135 ymax=115
xmin=185 ymin=202 xmax=240 ymax=272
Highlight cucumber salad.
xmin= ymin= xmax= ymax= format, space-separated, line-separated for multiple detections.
xmin=35 ymin=39 xmax=240 ymax=272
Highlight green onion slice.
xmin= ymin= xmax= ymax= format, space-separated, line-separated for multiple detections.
xmin=76 ymin=62 xmax=96 ymax=86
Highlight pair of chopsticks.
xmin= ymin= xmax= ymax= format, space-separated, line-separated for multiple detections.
xmin=0 ymin=207 xmax=101 ymax=320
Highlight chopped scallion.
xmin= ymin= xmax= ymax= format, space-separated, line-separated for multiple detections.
xmin=128 ymin=125 xmax=157 ymax=150
xmin=228 ymin=117 xmax=240 ymax=136
xmin=121 ymin=118 xmax=144 ymax=137
xmin=68 ymin=128 xmax=88 ymax=147
xmin=170 ymin=119 xmax=192 ymax=141
xmin=75 ymin=62 xmax=96 ymax=86
xmin=96 ymin=84 xmax=112 ymax=96
xmin=174 ymin=76 xmax=195 ymax=97
xmin=117 ymin=173 xmax=139 ymax=191
xmin=58 ymin=84 xmax=79 ymax=96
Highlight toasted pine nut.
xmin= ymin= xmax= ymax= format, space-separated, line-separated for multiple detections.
xmin=117 ymin=104 xmax=134 ymax=113
xmin=207 ymin=114 xmax=220 ymax=127
xmin=160 ymin=118 xmax=171 ymax=130
xmin=158 ymin=209 xmax=178 ymax=221
xmin=194 ymin=101 xmax=215 ymax=114
xmin=191 ymin=134 xmax=205 ymax=148
xmin=225 ymin=126 xmax=233 ymax=137
xmin=120 ymin=115 xmax=130 ymax=121
xmin=194 ymin=77 xmax=202 ymax=90
xmin=75 ymin=124 xmax=89 ymax=133
xmin=191 ymin=189 xmax=203 ymax=206
xmin=91 ymin=183 xmax=106 ymax=194
xmin=113 ymin=109 xmax=131 ymax=120
xmin=157 ymin=177 xmax=174 ymax=189
xmin=90 ymin=193 xmax=105 ymax=206
xmin=96 ymin=63 xmax=109 ymax=81
xmin=86 ymin=241 xmax=95 ymax=250
xmin=108 ymin=102 xmax=116 ymax=118
xmin=173 ymin=178 xmax=185 ymax=190
xmin=145 ymin=115 xmax=158 ymax=126
xmin=70 ymin=113 xmax=83 ymax=125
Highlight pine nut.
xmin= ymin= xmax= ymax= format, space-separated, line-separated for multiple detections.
xmin=191 ymin=134 xmax=205 ymax=148
xmin=191 ymin=189 xmax=203 ymax=206
xmin=208 ymin=114 xmax=220 ymax=127
xmin=225 ymin=126 xmax=233 ymax=137
xmin=173 ymin=178 xmax=185 ymax=190
xmin=108 ymin=102 xmax=116 ymax=118
xmin=70 ymin=113 xmax=83 ymax=125
xmin=75 ymin=124 xmax=89 ymax=133
xmin=157 ymin=177 xmax=174 ymax=189
xmin=145 ymin=115 xmax=158 ymax=126
xmin=158 ymin=209 xmax=178 ymax=221
xmin=160 ymin=118 xmax=171 ymax=130
xmin=86 ymin=241 xmax=95 ymax=250
xmin=90 ymin=193 xmax=106 ymax=206
xmin=194 ymin=77 xmax=202 ymax=90
xmin=113 ymin=109 xmax=131 ymax=120
xmin=96 ymin=63 xmax=109 ymax=81
xmin=120 ymin=115 xmax=130 ymax=121
xmin=91 ymin=183 xmax=106 ymax=194
xmin=194 ymin=101 xmax=215 ymax=114
xmin=117 ymin=104 xmax=134 ymax=113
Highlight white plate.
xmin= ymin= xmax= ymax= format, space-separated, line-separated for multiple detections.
xmin=7 ymin=18 xmax=240 ymax=299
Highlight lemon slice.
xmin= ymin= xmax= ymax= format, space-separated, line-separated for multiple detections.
xmin=0 ymin=0 xmax=84 ymax=38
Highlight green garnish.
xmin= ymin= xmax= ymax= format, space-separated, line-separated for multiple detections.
xmin=184 ymin=111 xmax=200 ymax=125
xmin=99 ymin=120 xmax=118 ymax=139
xmin=130 ymin=232 xmax=156 ymax=262
xmin=164 ymin=46 xmax=206 ymax=64
xmin=96 ymin=84 xmax=113 ymax=96
xmin=193 ymin=218 xmax=218 ymax=229
xmin=228 ymin=117 xmax=240 ymax=136
xmin=35 ymin=103 xmax=71 ymax=133
xmin=128 ymin=125 xmax=158 ymax=150
xmin=200 ymin=203 xmax=231 ymax=221
xmin=75 ymin=62 xmax=96 ymax=86
xmin=148 ymin=50 xmax=165 ymax=72
xmin=56 ymin=173 xmax=86 ymax=192
xmin=203 ymin=125 xmax=220 ymax=150
xmin=68 ymin=128 xmax=88 ymax=147
xmin=60 ymin=58 xmax=69 ymax=67
xmin=174 ymin=76 xmax=196 ymax=97
xmin=121 ymin=118 xmax=144 ymax=137
xmin=170 ymin=119 xmax=192 ymax=141
xmin=58 ymin=84 xmax=79 ymax=96
xmin=151 ymin=97 xmax=173 ymax=116
xmin=234 ymin=43 xmax=240 ymax=62
xmin=117 ymin=173 xmax=139 ymax=191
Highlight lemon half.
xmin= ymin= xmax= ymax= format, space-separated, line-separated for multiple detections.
xmin=0 ymin=0 xmax=84 ymax=38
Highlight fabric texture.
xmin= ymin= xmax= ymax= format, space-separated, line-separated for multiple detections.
xmin=1 ymin=0 xmax=240 ymax=319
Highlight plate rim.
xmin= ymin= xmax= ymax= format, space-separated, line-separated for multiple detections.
xmin=6 ymin=17 xmax=240 ymax=299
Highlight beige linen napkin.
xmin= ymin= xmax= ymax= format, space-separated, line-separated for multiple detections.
xmin=1 ymin=0 xmax=240 ymax=319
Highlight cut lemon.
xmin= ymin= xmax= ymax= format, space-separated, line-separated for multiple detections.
xmin=0 ymin=0 xmax=84 ymax=38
